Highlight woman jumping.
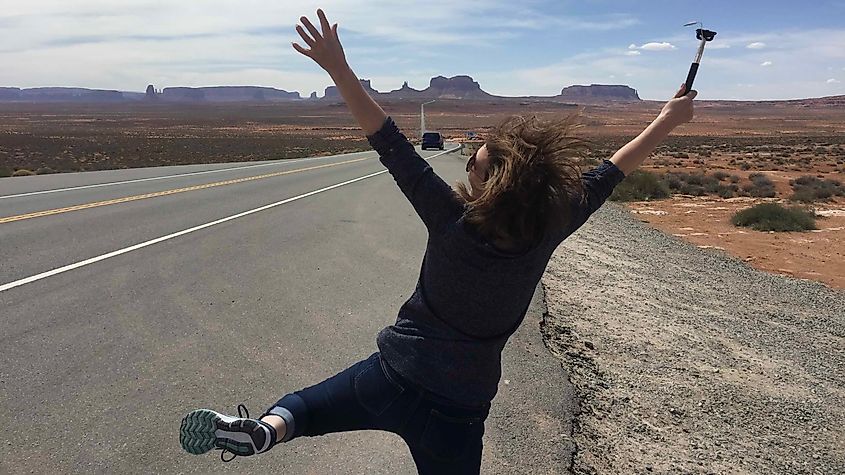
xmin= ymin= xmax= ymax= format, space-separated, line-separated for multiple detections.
xmin=180 ymin=9 xmax=696 ymax=474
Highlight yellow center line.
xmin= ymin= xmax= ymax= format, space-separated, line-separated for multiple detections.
xmin=0 ymin=157 xmax=370 ymax=225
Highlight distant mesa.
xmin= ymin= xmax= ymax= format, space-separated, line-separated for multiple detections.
xmin=324 ymin=79 xmax=378 ymax=100
xmin=309 ymin=91 xmax=318 ymax=100
xmin=159 ymin=86 xmax=300 ymax=102
xmin=0 ymin=87 xmax=22 ymax=100
xmin=556 ymin=84 xmax=640 ymax=102
xmin=0 ymin=87 xmax=125 ymax=102
xmin=427 ymin=75 xmax=492 ymax=99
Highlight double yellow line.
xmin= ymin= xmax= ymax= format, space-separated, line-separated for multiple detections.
xmin=0 ymin=157 xmax=369 ymax=225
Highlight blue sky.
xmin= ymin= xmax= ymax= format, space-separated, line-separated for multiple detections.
xmin=2 ymin=0 xmax=844 ymax=100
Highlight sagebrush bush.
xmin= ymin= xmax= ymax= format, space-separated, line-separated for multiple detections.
xmin=713 ymin=171 xmax=730 ymax=181
xmin=664 ymin=171 xmax=736 ymax=198
xmin=744 ymin=173 xmax=777 ymax=198
xmin=610 ymin=170 xmax=670 ymax=202
xmin=731 ymin=203 xmax=816 ymax=232
xmin=35 ymin=167 xmax=56 ymax=175
xmin=0 ymin=166 xmax=11 ymax=178
xmin=12 ymin=169 xmax=35 ymax=177
xmin=789 ymin=175 xmax=844 ymax=203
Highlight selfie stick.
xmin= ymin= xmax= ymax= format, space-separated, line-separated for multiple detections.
xmin=682 ymin=21 xmax=717 ymax=95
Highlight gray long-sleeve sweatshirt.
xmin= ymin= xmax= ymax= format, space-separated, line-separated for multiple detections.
xmin=367 ymin=117 xmax=625 ymax=405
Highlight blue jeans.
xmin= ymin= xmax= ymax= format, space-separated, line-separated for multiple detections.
xmin=268 ymin=353 xmax=491 ymax=474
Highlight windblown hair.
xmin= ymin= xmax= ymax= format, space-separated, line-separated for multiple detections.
xmin=456 ymin=115 xmax=588 ymax=248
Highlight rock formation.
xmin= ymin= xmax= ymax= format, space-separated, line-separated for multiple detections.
xmin=160 ymin=86 xmax=300 ymax=102
xmin=386 ymin=81 xmax=426 ymax=100
xmin=557 ymin=84 xmax=640 ymax=102
xmin=0 ymin=87 xmax=21 ymax=100
xmin=321 ymin=76 xmax=494 ymax=101
xmin=145 ymin=84 xmax=158 ymax=100
xmin=324 ymin=79 xmax=379 ymax=99
xmin=424 ymin=75 xmax=491 ymax=99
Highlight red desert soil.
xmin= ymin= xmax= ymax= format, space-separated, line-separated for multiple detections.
xmin=626 ymin=196 xmax=844 ymax=289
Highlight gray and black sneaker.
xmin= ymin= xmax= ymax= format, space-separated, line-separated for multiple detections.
xmin=180 ymin=404 xmax=277 ymax=462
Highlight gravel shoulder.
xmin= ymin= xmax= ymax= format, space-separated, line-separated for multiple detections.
xmin=541 ymin=203 xmax=845 ymax=474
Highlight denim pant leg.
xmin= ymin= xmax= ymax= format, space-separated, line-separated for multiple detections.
xmin=266 ymin=353 xmax=409 ymax=440
xmin=375 ymin=360 xmax=490 ymax=475
xmin=267 ymin=352 xmax=489 ymax=474
xmin=400 ymin=398 xmax=488 ymax=475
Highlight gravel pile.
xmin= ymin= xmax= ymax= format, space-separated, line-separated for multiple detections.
xmin=541 ymin=203 xmax=844 ymax=474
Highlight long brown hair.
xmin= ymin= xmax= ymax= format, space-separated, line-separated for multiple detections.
xmin=456 ymin=115 xmax=588 ymax=248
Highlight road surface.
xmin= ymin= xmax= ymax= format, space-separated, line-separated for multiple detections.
xmin=0 ymin=147 xmax=575 ymax=474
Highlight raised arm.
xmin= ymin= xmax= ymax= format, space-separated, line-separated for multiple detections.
xmin=292 ymin=10 xmax=463 ymax=232
xmin=610 ymin=85 xmax=697 ymax=176
xmin=293 ymin=9 xmax=386 ymax=135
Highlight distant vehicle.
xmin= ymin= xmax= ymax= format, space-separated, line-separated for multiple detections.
xmin=421 ymin=132 xmax=445 ymax=150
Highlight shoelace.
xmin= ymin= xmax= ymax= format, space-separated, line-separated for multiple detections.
xmin=220 ymin=404 xmax=251 ymax=463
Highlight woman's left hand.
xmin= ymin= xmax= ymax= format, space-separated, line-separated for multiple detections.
xmin=292 ymin=9 xmax=348 ymax=76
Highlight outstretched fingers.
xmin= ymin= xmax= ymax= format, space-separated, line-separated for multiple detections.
xmin=291 ymin=10 xmax=347 ymax=73
xmin=296 ymin=25 xmax=315 ymax=47
xmin=317 ymin=9 xmax=332 ymax=35
xmin=300 ymin=16 xmax=322 ymax=42
xmin=292 ymin=42 xmax=312 ymax=57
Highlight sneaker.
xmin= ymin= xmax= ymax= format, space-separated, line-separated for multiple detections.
xmin=180 ymin=404 xmax=277 ymax=462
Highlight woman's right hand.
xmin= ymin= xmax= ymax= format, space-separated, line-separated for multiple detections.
xmin=293 ymin=9 xmax=348 ymax=76
xmin=659 ymin=84 xmax=697 ymax=128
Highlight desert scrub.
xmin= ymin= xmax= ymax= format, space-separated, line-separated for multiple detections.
xmin=742 ymin=173 xmax=777 ymax=198
xmin=731 ymin=203 xmax=816 ymax=232
xmin=664 ymin=171 xmax=738 ymax=198
xmin=12 ymin=169 xmax=35 ymax=177
xmin=789 ymin=176 xmax=844 ymax=203
xmin=610 ymin=170 xmax=670 ymax=202
xmin=712 ymin=171 xmax=730 ymax=181
xmin=0 ymin=166 xmax=11 ymax=178
xmin=35 ymin=166 xmax=57 ymax=175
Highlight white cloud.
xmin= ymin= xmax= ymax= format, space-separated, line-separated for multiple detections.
xmin=746 ymin=42 xmax=766 ymax=49
xmin=761 ymin=61 xmax=773 ymax=67
xmin=629 ymin=42 xmax=676 ymax=51
xmin=625 ymin=50 xmax=641 ymax=56
xmin=827 ymin=78 xmax=841 ymax=84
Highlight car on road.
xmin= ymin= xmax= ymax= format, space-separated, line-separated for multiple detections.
xmin=421 ymin=132 xmax=444 ymax=150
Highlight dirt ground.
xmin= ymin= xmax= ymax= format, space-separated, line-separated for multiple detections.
xmin=542 ymin=204 xmax=844 ymax=474
xmin=627 ymin=196 xmax=844 ymax=289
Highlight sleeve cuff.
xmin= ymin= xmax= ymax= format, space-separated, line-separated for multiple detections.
xmin=366 ymin=116 xmax=406 ymax=156
xmin=600 ymin=159 xmax=626 ymax=180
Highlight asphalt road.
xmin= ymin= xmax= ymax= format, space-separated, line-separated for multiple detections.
xmin=0 ymin=147 xmax=575 ymax=474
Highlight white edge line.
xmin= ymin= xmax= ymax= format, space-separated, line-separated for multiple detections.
xmin=0 ymin=151 xmax=375 ymax=200
xmin=0 ymin=146 xmax=459 ymax=293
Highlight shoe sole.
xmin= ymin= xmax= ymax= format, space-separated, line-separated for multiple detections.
xmin=180 ymin=409 xmax=221 ymax=455
xmin=180 ymin=409 xmax=262 ymax=457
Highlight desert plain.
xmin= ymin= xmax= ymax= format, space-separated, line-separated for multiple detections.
xmin=2 ymin=97 xmax=843 ymax=289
